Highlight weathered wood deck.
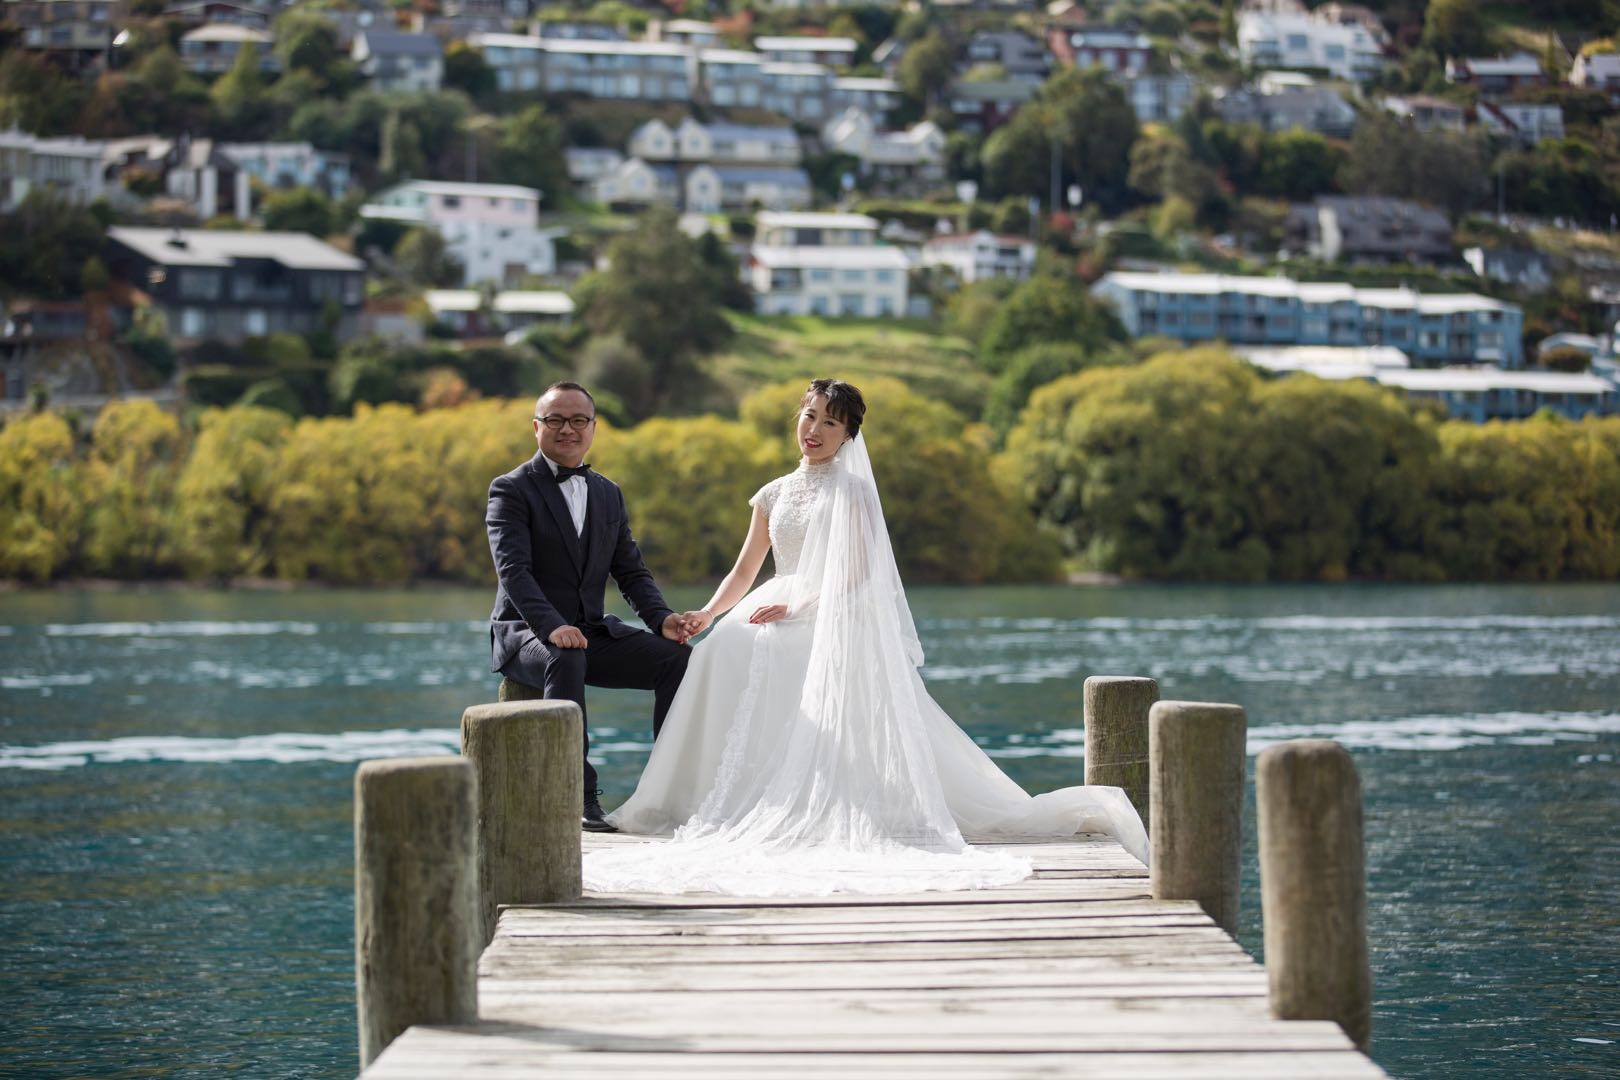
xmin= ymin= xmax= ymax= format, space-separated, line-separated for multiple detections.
xmin=360 ymin=833 xmax=1390 ymax=1079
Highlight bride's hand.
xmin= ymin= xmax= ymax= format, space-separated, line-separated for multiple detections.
xmin=748 ymin=604 xmax=788 ymax=624
xmin=682 ymin=609 xmax=714 ymax=636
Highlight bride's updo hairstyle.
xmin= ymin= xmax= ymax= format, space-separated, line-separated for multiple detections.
xmin=803 ymin=378 xmax=866 ymax=441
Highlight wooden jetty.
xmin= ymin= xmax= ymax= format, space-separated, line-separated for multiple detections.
xmin=352 ymin=684 xmax=1387 ymax=1079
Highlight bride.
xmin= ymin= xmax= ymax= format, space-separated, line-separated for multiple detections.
xmin=583 ymin=379 xmax=1148 ymax=896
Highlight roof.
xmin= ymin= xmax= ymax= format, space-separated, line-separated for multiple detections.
xmin=833 ymin=76 xmax=901 ymax=92
xmin=751 ymin=245 xmax=911 ymax=270
xmin=426 ymin=290 xmax=575 ymax=315
xmin=698 ymin=48 xmax=764 ymax=65
xmin=754 ymin=36 xmax=858 ymax=52
xmin=762 ymin=62 xmax=830 ymax=77
xmin=703 ymin=121 xmax=800 ymax=143
xmin=664 ymin=19 xmax=717 ymax=32
xmin=357 ymin=30 xmax=442 ymax=56
xmin=950 ymin=79 xmax=1040 ymax=101
xmin=374 ymin=180 xmax=542 ymax=201
xmin=1376 ymin=369 xmax=1617 ymax=395
xmin=1578 ymin=52 xmax=1620 ymax=78
xmin=1068 ymin=29 xmax=1151 ymax=48
xmin=1096 ymin=272 xmax=1516 ymax=315
xmin=1456 ymin=53 xmax=1541 ymax=77
xmin=107 ymin=227 xmax=364 ymax=271
xmin=181 ymin=22 xmax=272 ymax=42
xmin=1238 ymin=345 xmax=1411 ymax=371
xmin=758 ymin=211 xmax=879 ymax=230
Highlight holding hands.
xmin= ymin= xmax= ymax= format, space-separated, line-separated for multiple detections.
xmin=662 ymin=611 xmax=713 ymax=644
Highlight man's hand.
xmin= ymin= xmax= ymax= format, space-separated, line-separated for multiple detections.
xmin=661 ymin=612 xmax=693 ymax=644
xmin=748 ymin=604 xmax=788 ymax=625
xmin=681 ymin=609 xmax=714 ymax=637
xmin=548 ymin=625 xmax=588 ymax=649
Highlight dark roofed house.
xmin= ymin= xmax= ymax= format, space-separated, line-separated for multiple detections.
xmin=1284 ymin=196 xmax=1455 ymax=266
xmin=104 ymin=227 xmax=366 ymax=345
xmin=947 ymin=79 xmax=1038 ymax=133
xmin=961 ymin=30 xmax=1050 ymax=83
xmin=1445 ymin=53 xmax=1546 ymax=98
xmin=352 ymin=30 xmax=444 ymax=92
xmin=1217 ymin=86 xmax=1357 ymax=138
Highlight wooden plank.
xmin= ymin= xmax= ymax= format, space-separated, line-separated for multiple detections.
xmin=496 ymin=897 xmax=1207 ymax=927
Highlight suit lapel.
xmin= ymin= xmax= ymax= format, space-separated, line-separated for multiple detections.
xmin=524 ymin=453 xmax=583 ymax=575
xmin=579 ymin=472 xmax=610 ymax=581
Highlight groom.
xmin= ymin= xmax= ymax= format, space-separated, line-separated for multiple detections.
xmin=485 ymin=381 xmax=694 ymax=831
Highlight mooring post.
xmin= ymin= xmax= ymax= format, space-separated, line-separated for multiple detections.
xmin=499 ymin=677 xmax=546 ymax=703
xmin=1257 ymin=738 xmax=1373 ymax=1052
xmin=1148 ymin=700 xmax=1246 ymax=934
xmin=461 ymin=699 xmax=584 ymax=943
xmin=1083 ymin=675 xmax=1158 ymax=826
xmin=354 ymin=756 xmax=479 ymax=1069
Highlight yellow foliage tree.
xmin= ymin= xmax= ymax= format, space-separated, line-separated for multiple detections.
xmin=172 ymin=406 xmax=292 ymax=580
xmin=0 ymin=412 xmax=83 ymax=582
xmin=82 ymin=400 xmax=183 ymax=577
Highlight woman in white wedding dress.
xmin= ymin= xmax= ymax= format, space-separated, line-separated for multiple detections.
xmin=583 ymin=380 xmax=1148 ymax=896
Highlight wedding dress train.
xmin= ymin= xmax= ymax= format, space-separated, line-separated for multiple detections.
xmin=583 ymin=438 xmax=1148 ymax=897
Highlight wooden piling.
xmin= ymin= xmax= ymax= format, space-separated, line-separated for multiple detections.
xmin=498 ymin=677 xmax=545 ymax=702
xmin=354 ymin=756 xmax=479 ymax=1069
xmin=461 ymin=699 xmax=584 ymax=943
xmin=1148 ymin=700 xmax=1246 ymax=934
xmin=1083 ymin=675 xmax=1158 ymax=824
xmin=1257 ymin=738 xmax=1373 ymax=1052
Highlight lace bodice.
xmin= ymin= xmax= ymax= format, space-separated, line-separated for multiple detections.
xmin=749 ymin=459 xmax=840 ymax=575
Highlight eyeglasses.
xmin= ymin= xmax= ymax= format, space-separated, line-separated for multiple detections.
xmin=535 ymin=415 xmax=596 ymax=431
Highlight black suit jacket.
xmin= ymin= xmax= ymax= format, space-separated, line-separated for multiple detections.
xmin=486 ymin=450 xmax=676 ymax=673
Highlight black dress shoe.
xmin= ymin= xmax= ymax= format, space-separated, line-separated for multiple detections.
xmin=582 ymin=789 xmax=617 ymax=833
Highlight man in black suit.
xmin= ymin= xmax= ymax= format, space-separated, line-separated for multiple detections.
xmin=486 ymin=381 xmax=694 ymax=831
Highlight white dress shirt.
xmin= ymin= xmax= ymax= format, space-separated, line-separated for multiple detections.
xmin=541 ymin=453 xmax=588 ymax=536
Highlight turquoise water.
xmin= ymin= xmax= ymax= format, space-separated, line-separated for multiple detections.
xmin=1 ymin=584 xmax=1617 ymax=1079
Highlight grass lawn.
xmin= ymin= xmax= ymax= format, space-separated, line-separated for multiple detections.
xmin=704 ymin=313 xmax=992 ymax=418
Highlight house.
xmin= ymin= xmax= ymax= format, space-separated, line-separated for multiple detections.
xmin=359 ymin=180 xmax=560 ymax=286
xmin=820 ymin=109 xmax=945 ymax=191
xmin=472 ymin=34 xmax=692 ymax=100
xmin=1463 ymin=247 xmax=1553 ymax=293
xmin=749 ymin=211 xmax=910 ymax=317
xmin=1570 ymin=52 xmax=1620 ymax=101
xmin=1381 ymin=94 xmax=1467 ymax=134
xmin=699 ymin=166 xmax=812 ymax=212
xmin=653 ymin=19 xmax=719 ymax=46
xmin=961 ymin=29 xmax=1050 ymax=82
xmin=160 ymin=135 xmax=252 ymax=221
xmin=218 ymin=142 xmax=353 ymax=199
xmin=829 ymin=76 xmax=902 ymax=118
xmin=629 ymin=118 xmax=802 ymax=165
xmin=423 ymin=289 xmax=574 ymax=337
xmin=760 ymin=62 xmax=834 ymax=122
xmin=872 ymin=37 xmax=905 ymax=78
xmin=0 ymin=130 xmax=114 ymax=210
xmin=1237 ymin=5 xmax=1385 ymax=81
xmin=534 ymin=20 xmax=627 ymax=41
xmin=1476 ymin=102 xmax=1565 ymax=146
xmin=179 ymin=23 xmax=278 ymax=75
xmin=1445 ymin=54 xmax=1545 ymax=97
xmin=590 ymin=157 xmax=679 ymax=207
xmin=1284 ymin=196 xmax=1454 ymax=266
xmin=160 ymin=0 xmax=269 ymax=29
xmin=616 ymin=118 xmax=810 ymax=210
xmin=698 ymin=48 xmax=767 ymax=108
xmin=1125 ymin=74 xmax=1196 ymax=124
xmin=1092 ymin=271 xmax=1523 ymax=366
xmin=103 ymin=227 xmax=365 ymax=343
xmin=1217 ymin=85 xmax=1357 ymax=138
xmin=413 ymin=12 xmax=510 ymax=44
xmin=1047 ymin=27 xmax=1152 ymax=76
xmin=918 ymin=231 xmax=1036 ymax=283
xmin=352 ymin=30 xmax=444 ymax=92
xmin=754 ymin=35 xmax=858 ymax=68
xmin=1374 ymin=368 xmax=1618 ymax=421
xmin=4 ymin=0 xmax=123 ymax=70
xmin=565 ymin=147 xmax=624 ymax=196
xmin=948 ymin=79 xmax=1038 ymax=133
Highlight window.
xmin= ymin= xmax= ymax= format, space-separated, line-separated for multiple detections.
xmin=245 ymin=308 xmax=268 ymax=336
xmin=875 ymin=270 xmax=895 ymax=284
xmin=808 ymin=268 xmax=833 ymax=283
xmin=442 ymin=195 xmax=461 ymax=209
xmin=1286 ymin=33 xmax=1308 ymax=51
xmin=180 ymin=307 xmax=205 ymax=337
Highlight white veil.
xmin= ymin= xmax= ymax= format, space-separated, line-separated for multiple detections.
xmin=585 ymin=435 xmax=1147 ymax=896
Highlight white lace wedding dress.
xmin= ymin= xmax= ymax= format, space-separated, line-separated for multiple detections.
xmin=583 ymin=437 xmax=1148 ymax=897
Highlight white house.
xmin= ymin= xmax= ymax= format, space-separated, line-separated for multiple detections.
xmin=1476 ymin=102 xmax=1566 ymax=146
xmin=360 ymin=180 xmax=561 ymax=286
xmin=918 ymin=231 xmax=1036 ymax=283
xmin=423 ymin=289 xmax=575 ymax=336
xmin=352 ymin=30 xmax=444 ymax=93
xmin=472 ymin=33 xmax=692 ymax=100
xmin=754 ymin=35 xmax=858 ymax=67
xmin=628 ymin=118 xmax=802 ymax=165
xmin=1571 ymin=52 xmax=1620 ymax=101
xmin=0 ymin=130 xmax=112 ymax=210
xmin=219 ymin=142 xmax=353 ymax=198
xmin=179 ymin=23 xmax=278 ymax=75
xmin=590 ymin=158 xmax=678 ymax=206
xmin=565 ymin=147 xmax=624 ymax=196
xmin=819 ymin=108 xmax=944 ymax=190
xmin=1237 ymin=7 xmax=1385 ymax=81
xmin=749 ymin=212 xmax=910 ymax=317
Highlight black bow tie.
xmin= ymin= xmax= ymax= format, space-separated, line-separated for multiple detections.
xmin=555 ymin=464 xmax=591 ymax=482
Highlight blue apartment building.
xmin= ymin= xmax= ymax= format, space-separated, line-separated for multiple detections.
xmin=1093 ymin=272 xmax=1524 ymax=368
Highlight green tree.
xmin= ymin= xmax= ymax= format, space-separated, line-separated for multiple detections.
xmin=443 ymin=41 xmax=497 ymax=103
xmin=898 ymin=31 xmax=953 ymax=106
xmin=0 ymin=412 xmax=83 ymax=582
xmin=0 ymin=191 xmax=107 ymax=299
xmin=210 ymin=42 xmax=273 ymax=140
xmin=261 ymin=187 xmax=336 ymax=237
xmin=1340 ymin=111 xmax=1490 ymax=218
xmin=494 ymin=105 xmax=570 ymax=207
xmin=575 ymin=208 xmax=734 ymax=412
xmin=1423 ymin=0 xmax=1487 ymax=58
xmin=379 ymin=107 xmax=426 ymax=182
xmin=984 ymin=68 xmax=1141 ymax=213
xmin=977 ymin=272 xmax=1126 ymax=371
xmin=983 ymin=342 xmax=1115 ymax=437
xmin=274 ymin=10 xmax=351 ymax=88
xmin=393 ymin=227 xmax=458 ymax=288
xmin=1256 ymin=129 xmax=1344 ymax=201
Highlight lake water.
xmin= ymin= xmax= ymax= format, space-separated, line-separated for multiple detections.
xmin=1 ymin=584 xmax=1617 ymax=1079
